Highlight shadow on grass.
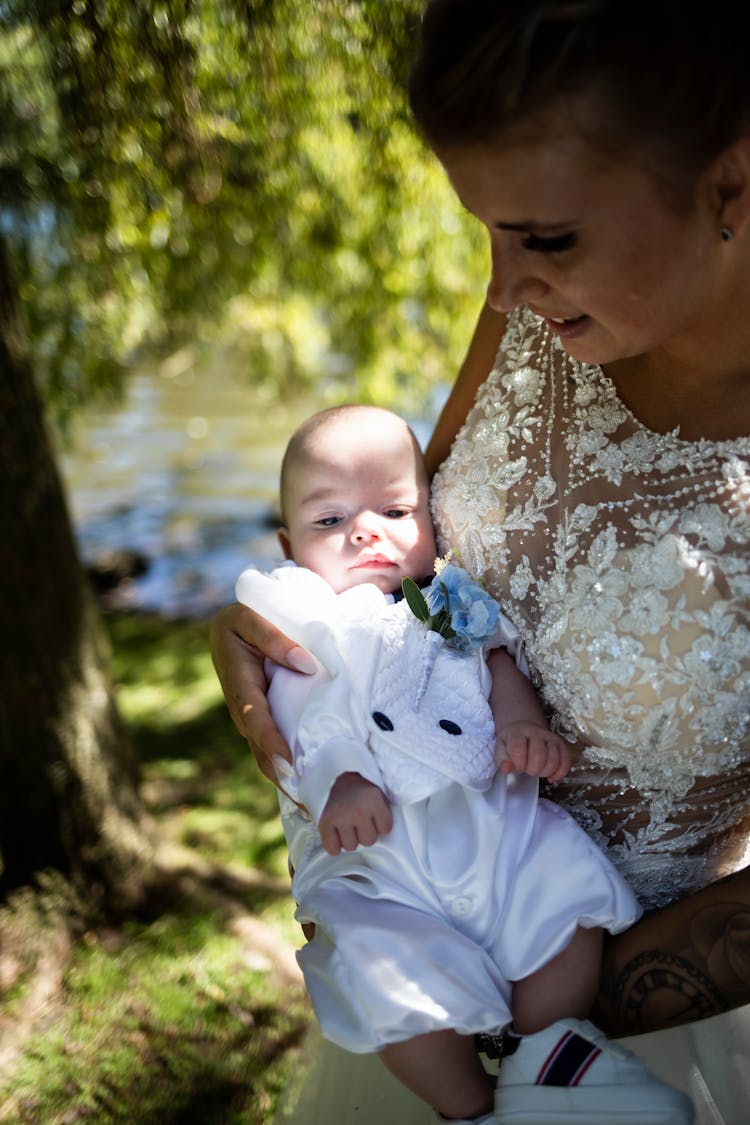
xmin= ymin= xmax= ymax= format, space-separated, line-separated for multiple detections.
xmin=106 ymin=612 xmax=290 ymax=878
xmin=0 ymin=611 xmax=311 ymax=1125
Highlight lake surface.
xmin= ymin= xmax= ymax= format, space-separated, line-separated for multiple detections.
xmin=59 ymin=361 xmax=436 ymax=618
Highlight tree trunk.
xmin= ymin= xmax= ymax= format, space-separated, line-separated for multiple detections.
xmin=0 ymin=235 xmax=151 ymax=910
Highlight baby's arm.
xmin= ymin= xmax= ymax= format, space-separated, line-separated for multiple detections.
xmin=318 ymin=772 xmax=394 ymax=856
xmin=487 ymin=648 xmax=571 ymax=782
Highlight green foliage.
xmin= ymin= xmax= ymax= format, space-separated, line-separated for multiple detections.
xmin=1 ymin=0 xmax=485 ymax=424
xmin=401 ymin=575 xmax=430 ymax=621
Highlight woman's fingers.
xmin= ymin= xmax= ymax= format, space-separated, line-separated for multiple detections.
xmin=211 ymin=603 xmax=316 ymax=676
xmin=209 ymin=603 xmax=305 ymax=781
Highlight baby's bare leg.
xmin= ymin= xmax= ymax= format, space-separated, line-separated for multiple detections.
xmin=380 ymin=1028 xmax=494 ymax=1119
xmin=512 ymin=925 xmax=603 ymax=1035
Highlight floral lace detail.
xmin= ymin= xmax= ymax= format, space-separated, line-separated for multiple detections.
xmin=432 ymin=306 xmax=750 ymax=909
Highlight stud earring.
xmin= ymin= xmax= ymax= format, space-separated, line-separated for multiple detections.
xmin=720 ymin=226 xmax=733 ymax=241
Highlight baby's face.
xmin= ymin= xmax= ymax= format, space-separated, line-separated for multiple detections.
xmin=279 ymin=416 xmax=437 ymax=594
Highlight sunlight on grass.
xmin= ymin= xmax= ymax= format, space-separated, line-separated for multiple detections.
xmin=109 ymin=614 xmax=226 ymax=738
xmin=0 ymin=613 xmax=311 ymax=1125
xmin=110 ymin=612 xmax=290 ymax=878
xmin=2 ymin=916 xmax=309 ymax=1124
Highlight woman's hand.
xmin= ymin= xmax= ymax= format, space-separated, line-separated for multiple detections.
xmin=209 ymin=602 xmax=316 ymax=785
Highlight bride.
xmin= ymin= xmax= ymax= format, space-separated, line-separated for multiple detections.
xmin=212 ymin=3 xmax=750 ymax=1121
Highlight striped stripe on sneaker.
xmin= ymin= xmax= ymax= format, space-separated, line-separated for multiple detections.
xmin=494 ymin=1018 xmax=695 ymax=1123
xmin=536 ymin=1029 xmax=602 ymax=1086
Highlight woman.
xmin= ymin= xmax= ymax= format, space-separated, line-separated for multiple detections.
xmin=212 ymin=2 xmax=750 ymax=1121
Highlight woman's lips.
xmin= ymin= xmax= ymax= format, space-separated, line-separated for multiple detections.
xmin=544 ymin=313 xmax=590 ymax=339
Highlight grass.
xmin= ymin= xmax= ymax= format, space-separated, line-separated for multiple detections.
xmin=0 ymin=612 xmax=312 ymax=1125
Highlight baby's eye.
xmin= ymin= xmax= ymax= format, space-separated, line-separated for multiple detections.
xmin=315 ymin=515 xmax=343 ymax=528
xmin=521 ymin=231 xmax=577 ymax=255
xmin=384 ymin=508 xmax=408 ymax=519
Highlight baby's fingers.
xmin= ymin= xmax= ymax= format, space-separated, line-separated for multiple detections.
xmin=503 ymin=730 xmax=547 ymax=775
xmin=541 ymin=738 xmax=572 ymax=782
xmin=373 ymin=802 xmax=394 ymax=839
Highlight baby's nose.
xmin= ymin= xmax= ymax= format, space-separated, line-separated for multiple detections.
xmin=351 ymin=512 xmax=382 ymax=541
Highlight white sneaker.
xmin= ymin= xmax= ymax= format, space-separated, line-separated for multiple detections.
xmin=493 ymin=1019 xmax=694 ymax=1123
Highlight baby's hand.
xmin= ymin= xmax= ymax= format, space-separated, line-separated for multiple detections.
xmin=496 ymin=721 xmax=571 ymax=782
xmin=318 ymin=772 xmax=394 ymax=856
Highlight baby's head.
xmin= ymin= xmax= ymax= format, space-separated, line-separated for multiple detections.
xmin=278 ymin=405 xmax=437 ymax=594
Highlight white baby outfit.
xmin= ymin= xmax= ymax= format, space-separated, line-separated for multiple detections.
xmin=237 ymin=563 xmax=640 ymax=1053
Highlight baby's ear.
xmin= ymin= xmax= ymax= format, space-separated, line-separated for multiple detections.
xmin=277 ymin=527 xmax=293 ymax=560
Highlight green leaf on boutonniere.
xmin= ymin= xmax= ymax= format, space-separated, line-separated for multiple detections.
xmin=401 ymin=577 xmax=430 ymax=622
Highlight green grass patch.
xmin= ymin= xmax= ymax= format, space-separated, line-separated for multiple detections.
xmin=2 ymin=916 xmax=309 ymax=1124
xmin=0 ymin=612 xmax=312 ymax=1125
xmin=109 ymin=612 xmax=290 ymax=879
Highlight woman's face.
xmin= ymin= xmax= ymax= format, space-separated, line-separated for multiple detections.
xmin=436 ymin=126 xmax=725 ymax=368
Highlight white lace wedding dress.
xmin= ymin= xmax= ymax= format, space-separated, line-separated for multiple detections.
xmin=276 ymin=306 xmax=750 ymax=1125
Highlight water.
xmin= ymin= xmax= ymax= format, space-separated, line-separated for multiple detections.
xmin=60 ymin=360 xmax=437 ymax=618
xmin=60 ymin=360 xmax=317 ymax=617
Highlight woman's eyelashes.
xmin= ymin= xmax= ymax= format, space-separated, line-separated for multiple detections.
xmin=521 ymin=231 xmax=578 ymax=254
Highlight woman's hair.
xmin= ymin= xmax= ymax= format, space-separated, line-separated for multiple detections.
xmin=408 ymin=0 xmax=750 ymax=204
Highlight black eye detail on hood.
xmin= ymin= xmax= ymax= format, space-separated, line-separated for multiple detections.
xmin=372 ymin=711 xmax=394 ymax=732
xmin=439 ymin=719 xmax=462 ymax=736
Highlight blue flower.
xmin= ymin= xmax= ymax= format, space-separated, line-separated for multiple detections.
xmin=422 ymin=563 xmax=499 ymax=651
xmin=425 ymin=563 xmax=464 ymax=615
xmin=451 ymin=594 xmax=499 ymax=649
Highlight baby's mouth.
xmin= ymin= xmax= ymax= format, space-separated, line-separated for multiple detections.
xmin=352 ymin=554 xmax=393 ymax=568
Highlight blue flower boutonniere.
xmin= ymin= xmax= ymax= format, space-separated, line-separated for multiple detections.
xmin=402 ymin=559 xmax=499 ymax=653
xmin=402 ymin=559 xmax=499 ymax=708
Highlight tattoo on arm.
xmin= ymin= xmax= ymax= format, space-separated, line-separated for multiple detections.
xmin=606 ymin=900 xmax=750 ymax=1033
xmin=612 ymin=950 xmax=725 ymax=1031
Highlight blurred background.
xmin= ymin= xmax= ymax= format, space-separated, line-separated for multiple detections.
xmin=4 ymin=0 xmax=485 ymax=616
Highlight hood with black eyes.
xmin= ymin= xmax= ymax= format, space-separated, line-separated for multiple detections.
xmin=363 ymin=600 xmax=496 ymax=805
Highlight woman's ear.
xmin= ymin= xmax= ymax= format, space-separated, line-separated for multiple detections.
xmin=277 ymin=527 xmax=293 ymax=560
xmin=710 ymin=136 xmax=750 ymax=234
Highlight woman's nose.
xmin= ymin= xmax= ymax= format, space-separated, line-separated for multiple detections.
xmin=486 ymin=238 xmax=549 ymax=312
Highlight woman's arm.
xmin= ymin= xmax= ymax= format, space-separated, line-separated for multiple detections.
xmin=595 ymin=863 xmax=750 ymax=1036
xmin=425 ymin=302 xmax=507 ymax=477
xmin=209 ymin=602 xmax=316 ymax=784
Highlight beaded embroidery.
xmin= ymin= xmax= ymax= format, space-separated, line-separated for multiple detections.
xmin=432 ymin=306 xmax=750 ymax=908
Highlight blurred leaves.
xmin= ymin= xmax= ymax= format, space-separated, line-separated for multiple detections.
xmin=1 ymin=0 xmax=486 ymax=424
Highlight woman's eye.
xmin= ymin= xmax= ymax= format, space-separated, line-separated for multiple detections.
xmin=521 ymin=232 xmax=577 ymax=254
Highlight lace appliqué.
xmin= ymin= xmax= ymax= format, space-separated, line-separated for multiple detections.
xmin=432 ymin=306 xmax=750 ymax=909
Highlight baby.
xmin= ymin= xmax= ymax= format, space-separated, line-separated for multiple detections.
xmin=235 ymin=405 xmax=693 ymax=1125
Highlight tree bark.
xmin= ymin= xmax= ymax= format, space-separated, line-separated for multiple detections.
xmin=0 ymin=234 xmax=151 ymax=910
